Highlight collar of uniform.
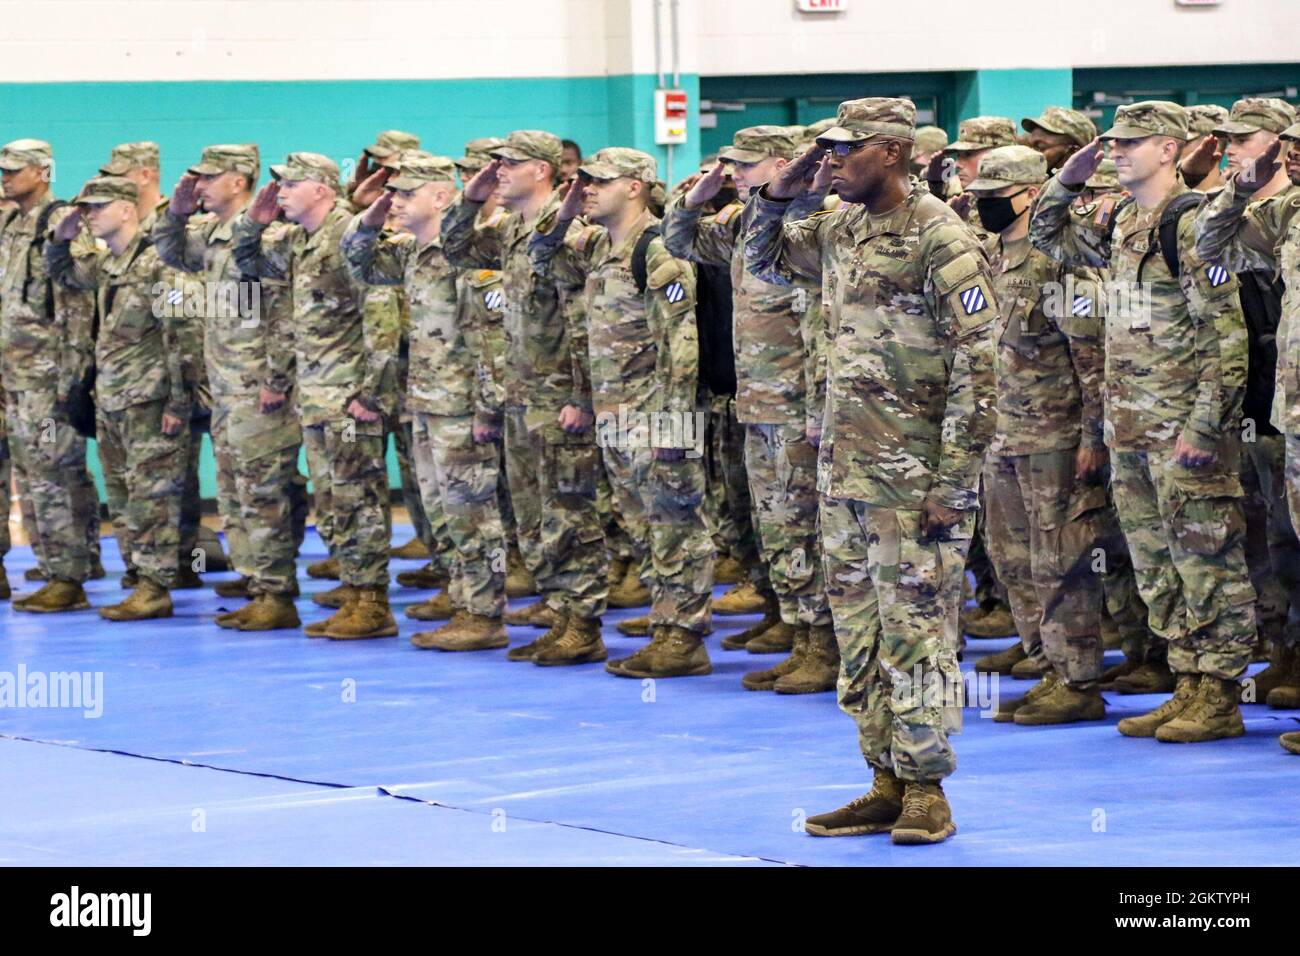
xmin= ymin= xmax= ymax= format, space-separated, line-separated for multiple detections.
xmin=210 ymin=200 xmax=252 ymax=243
xmin=997 ymin=235 xmax=1033 ymax=272
xmin=416 ymin=231 xmax=443 ymax=261
xmin=302 ymin=203 xmax=348 ymax=249
xmin=604 ymin=207 xmax=659 ymax=265
xmin=104 ymin=228 xmax=147 ymax=277
xmin=849 ymin=184 xmax=919 ymax=244
xmin=1130 ymin=178 xmax=1189 ymax=231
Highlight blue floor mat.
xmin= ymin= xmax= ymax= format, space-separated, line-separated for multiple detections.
xmin=3 ymin=528 xmax=1299 ymax=866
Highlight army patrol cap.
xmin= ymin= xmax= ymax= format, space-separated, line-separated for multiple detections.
xmin=456 ymin=137 xmax=507 ymax=173
xmin=75 ymin=175 xmax=139 ymax=206
xmin=1100 ymin=101 xmax=1188 ymax=141
xmin=966 ymin=145 xmax=1048 ymax=193
xmin=1085 ymin=157 xmax=1121 ymax=191
xmin=387 ymin=153 xmax=459 ymax=191
xmin=803 ymin=117 xmax=838 ymax=142
xmin=579 ymin=147 xmax=657 ymax=184
xmin=0 ymin=138 xmax=53 ymax=171
xmin=490 ymin=130 xmax=564 ymax=169
xmin=100 ymin=141 xmax=159 ymax=175
xmin=1021 ymin=107 xmax=1097 ymax=148
xmin=1281 ymin=123 xmax=1300 ymax=142
xmin=914 ymin=125 xmax=949 ymax=154
xmin=364 ymin=130 xmax=420 ymax=160
xmin=190 ymin=143 xmax=260 ymax=179
xmin=1186 ymin=104 xmax=1230 ymax=138
xmin=270 ymin=151 xmax=341 ymax=189
xmin=945 ymin=117 xmax=1017 ymax=153
xmin=816 ymin=97 xmax=917 ymax=145
xmin=1214 ymin=97 xmax=1298 ymax=136
xmin=719 ymin=126 xmax=800 ymax=163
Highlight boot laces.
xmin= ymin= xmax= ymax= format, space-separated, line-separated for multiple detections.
xmin=902 ymin=786 xmax=934 ymax=817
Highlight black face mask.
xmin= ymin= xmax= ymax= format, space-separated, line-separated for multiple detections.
xmin=976 ymin=188 xmax=1029 ymax=234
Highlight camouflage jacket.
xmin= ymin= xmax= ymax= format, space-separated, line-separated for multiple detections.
xmin=984 ymin=234 xmax=1106 ymax=456
xmin=46 ymin=229 xmax=199 ymax=419
xmin=663 ymin=193 xmax=824 ymax=428
xmin=1195 ymin=180 xmax=1300 ymax=434
xmin=1030 ymin=176 xmax=1248 ymax=469
xmin=441 ymin=194 xmax=592 ymax=432
xmin=529 ymin=208 xmax=699 ymax=445
xmin=342 ymin=217 xmax=503 ymax=426
xmin=458 ymin=267 xmax=507 ymax=412
xmin=744 ymin=185 xmax=998 ymax=511
xmin=232 ymin=203 xmax=400 ymax=427
xmin=0 ymin=195 xmax=96 ymax=396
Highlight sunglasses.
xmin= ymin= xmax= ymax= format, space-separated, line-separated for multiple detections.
xmin=819 ymin=139 xmax=896 ymax=158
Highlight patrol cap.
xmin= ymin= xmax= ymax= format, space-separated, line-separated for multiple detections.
xmin=456 ymin=137 xmax=507 ymax=173
xmin=100 ymin=141 xmax=159 ymax=175
xmin=364 ymin=130 xmax=420 ymax=160
xmin=945 ymin=117 xmax=1017 ymax=153
xmin=1100 ymin=101 xmax=1188 ymax=141
xmin=578 ymin=146 xmax=657 ymax=183
xmin=269 ymin=151 xmax=340 ymax=189
xmin=1021 ymin=107 xmax=1097 ymax=148
xmin=1281 ymin=122 xmax=1300 ymax=142
xmin=0 ymin=138 xmax=53 ymax=171
xmin=190 ymin=143 xmax=260 ymax=179
xmin=803 ymin=117 xmax=838 ymax=142
xmin=718 ymin=126 xmax=799 ymax=163
xmin=966 ymin=145 xmax=1048 ymax=193
xmin=1186 ymin=104 xmax=1230 ymax=138
xmin=815 ymin=97 xmax=917 ymax=145
xmin=75 ymin=175 xmax=139 ymax=206
xmin=1214 ymin=97 xmax=1298 ymax=136
xmin=914 ymin=125 xmax=949 ymax=154
xmin=490 ymin=130 xmax=564 ymax=169
xmin=387 ymin=153 xmax=459 ymax=191
xmin=1085 ymin=157 xmax=1121 ymax=191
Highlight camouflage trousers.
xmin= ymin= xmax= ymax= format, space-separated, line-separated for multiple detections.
xmin=412 ymin=413 xmax=506 ymax=618
xmin=1 ymin=435 xmax=45 ymax=564
xmin=393 ymin=416 xmax=449 ymax=563
xmin=498 ymin=440 xmax=517 ymax=550
xmin=601 ymin=440 xmax=715 ymax=633
xmin=597 ymin=459 xmax=637 ymax=563
xmin=503 ymin=407 xmax=608 ymax=619
xmin=96 ymin=400 xmax=190 ymax=589
xmin=1110 ymin=448 xmax=1256 ymax=679
xmin=1093 ymin=483 xmax=1159 ymax=665
xmin=0 ymin=434 xmax=9 ymax=560
xmin=704 ymin=391 xmax=760 ymax=575
xmin=1242 ymin=434 xmax=1300 ymax=648
xmin=983 ymin=448 xmax=1106 ymax=684
xmin=302 ymin=419 xmax=391 ymax=590
xmin=966 ymin=478 xmax=1008 ymax=610
xmin=821 ymin=497 xmax=970 ymax=783
xmin=744 ymin=422 xmax=831 ymax=626
xmin=5 ymin=388 xmax=98 ymax=582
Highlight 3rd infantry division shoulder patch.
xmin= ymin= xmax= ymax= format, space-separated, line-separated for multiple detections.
xmin=664 ymin=281 xmax=686 ymax=304
xmin=1206 ymin=265 xmax=1230 ymax=287
xmin=960 ymin=285 xmax=987 ymax=314
xmin=484 ymin=289 xmax=504 ymax=310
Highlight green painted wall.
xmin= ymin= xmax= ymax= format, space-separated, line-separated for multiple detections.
xmin=953 ymin=69 xmax=1074 ymax=128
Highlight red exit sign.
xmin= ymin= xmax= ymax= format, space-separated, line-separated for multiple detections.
xmin=796 ymin=0 xmax=847 ymax=10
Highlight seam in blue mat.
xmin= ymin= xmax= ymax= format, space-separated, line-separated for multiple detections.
xmin=0 ymin=733 xmax=797 ymax=866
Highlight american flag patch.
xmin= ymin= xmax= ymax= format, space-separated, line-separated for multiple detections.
xmin=1072 ymin=294 xmax=1092 ymax=316
xmin=959 ymin=285 xmax=987 ymax=315
xmin=664 ymin=281 xmax=686 ymax=304
xmin=484 ymin=289 xmax=503 ymax=310
xmin=1206 ymin=265 xmax=1230 ymax=287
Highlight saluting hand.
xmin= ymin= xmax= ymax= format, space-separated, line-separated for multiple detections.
xmin=247 ymin=182 xmax=281 ymax=225
xmin=171 ymin=173 xmax=201 ymax=217
xmin=1058 ymin=137 xmax=1105 ymax=188
xmin=767 ymin=146 xmax=826 ymax=200
xmin=464 ymin=160 xmax=502 ymax=203
xmin=359 ymin=189 xmax=394 ymax=230
xmin=1235 ymin=137 xmax=1281 ymax=193
xmin=684 ymin=162 xmax=726 ymax=210
xmin=52 ymin=206 xmax=83 ymax=242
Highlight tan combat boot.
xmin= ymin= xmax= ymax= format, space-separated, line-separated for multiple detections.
xmin=216 ymin=602 xmax=255 ymax=629
xmin=215 ymin=575 xmax=253 ymax=598
xmin=1266 ymin=650 xmax=1300 ymax=708
xmin=507 ymin=608 xmax=570 ymax=662
xmin=891 ymin=781 xmax=957 ymax=845
xmin=12 ymin=579 xmax=91 ymax=614
xmin=172 ymin=567 xmax=204 ymax=590
xmin=607 ymin=564 xmax=651 ymax=609
xmin=235 ymin=593 xmax=302 ymax=632
xmin=1099 ymin=659 xmax=1143 ymax=691
xmin=1155 ymin=675 xmax=1246 ymax=743
xmin=991 ymin=671 xmax=1060 ymax=722
xmin=313 ymin=583 xmax=358 ymax=609
xmin=974 ymin=642 xmax=1027 ymax=675
xmin=502 ymin=600 xmax=562 ymax=629
xmin=804 ymin=768 xmax=904 ymax=837
xmin=1281 ymin=732 xmax=1300 ymax=754
xmin=533 ymin=615 xmax=607 ymax=666
xmin=396 ymin=561 xmax=449 ymax=590
xmin=1013 ymin=680 xmax=1106 ymax=725
xmin=720 ymin=589 xmax=781 ymax=649
xmin=390 ymin=537 xmax=429 ymax=560
xmin=1116 ymin=673 xmax=1200 ymax=737
xmin=305 ymin=601 xmax=355 ymax=637
xmin=605 ymin=554 xmax=629 ymax=587
xmin=712 ymin=580 xmax=771 ymax=617
xmin=404 ymin=589 xmax=454 ymax=621
xmin=412 ymin=611 xmax=509 ymax=651
xmin=0 ymin=561 xmax=9 ymax=601
xmin=774 ymin=623 xmax=840 ymax=694
xmin=746 ymin=619 xmax=798 ymax=654
xmin=23 ymin=567 xmax=45 ymax=582
xmin=713 ymin=554 xmax=745 ymax=586
xmin=742 ymin=626 xmax=809 ymax=691
xmin=1112 ymin=659 xmax=1176 ymax=695
xmin=120 ymin=570 xmax=139 ymax=589
xmin=617 ymin=615 xmax=653 ymax=637
xmin=505 ymin=547 xmax=535 ymax=598
xmin=605 ymin=625 xmax=711 ymax=678
xmin=100 ymin=579 xmax=173 ymax=621
xmin=1010 ymin=653 xmax=1052 ymax=681
xmin=1244 ymin=643 xmax=1294 ymax=702
xmin=306 ymin=557 xmax=341 ymax=579
xmin=326 ymin=587 xmax=398 ymax=640
xmin=963 ymin=603 xmax=1016 ymax=638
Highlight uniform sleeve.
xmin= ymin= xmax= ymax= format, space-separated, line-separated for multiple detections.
xmin=151 ymin=209 xmax=208 ymax=273
xmin=527 ymin=214 xmax=593 ymax=290
xmin=661 ymin=196 xmax=741 ymax=269
xmin=1058 ymin=265 xmax=1108 ymax=452
xmin=341 ymin=216 xmax=410 ymax=286
xmin=1194 ymin=179 xmax=1298 ymax=274
xmin=156 ymin=258 xmax=200 ymax=421
xmin=440 ymin=197 xmax=502 ymax=270
xmin=456 ymin=273 xmax=505 ymax=430
xmin=742 ymin=190 xmax=828 ymax=287
xmin=44 ymin=236 xmax=101 ymax=291
xmin=1029 ymin=174 xmax=1113 ymax=269
xmin=232 ymin=215 xmax=289 ymax=281
xmin=356 ymin=284 xmax=402 ymax=416
xmin=925 ymin=228 xmax=999 ymax=511
xmin=260 ymin=272 xmax=296 ymax=396
xmin=645 ymin=242 xmax=699 ymax=438
xmin=799 ymin=294 xmax=828 ymax=435
xmin=562 ymin=286 xmax=594 ymax=413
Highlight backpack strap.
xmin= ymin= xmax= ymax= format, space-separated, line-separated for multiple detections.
xmin=1153 ymin=190 xmax=1204 ymax=281
xmin=632 ymin=224 xmax=662 ymax=296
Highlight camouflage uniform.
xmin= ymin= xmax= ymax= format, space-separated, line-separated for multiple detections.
xmin=0 ymin=140 xmax=100 ymax=585
xmin=745 ymin=99 xmax=998 ymax=782
xmin=233 ymin=154 xmax=397 ymax=592
xmin=1031 ymin=101 xmax=1256 ymax=681
xmin=530 ymin=149 xmax=714 ymax=633
xmin=663 ymin=125 xmax=831 ymax=629
xmin=152 ymin=144 xmax=305 ymax=596
xmin=440 ymin=130 xmax=608 ymax=620
xmin=342 ymin=154 xmax=506 ymax=618
xmin=47 ymin=177 xmax=199 ymax=589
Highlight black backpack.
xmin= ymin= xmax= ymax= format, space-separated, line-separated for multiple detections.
xmin=1104 ymin=191 xmax=1203 ymax=283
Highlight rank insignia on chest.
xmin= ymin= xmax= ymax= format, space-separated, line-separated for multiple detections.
xmin=1206 ymin=265 xmax=1230 ymax=288
xmin=484 ymin=289 xmax=504 ymax=310
xmin=959 ymin=285 xmax=987 ymax=315
xmin=664 ymin=281 xmax=686 ymax=304
xmin=1072 ymin=294 xmax=1092 ymax=316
